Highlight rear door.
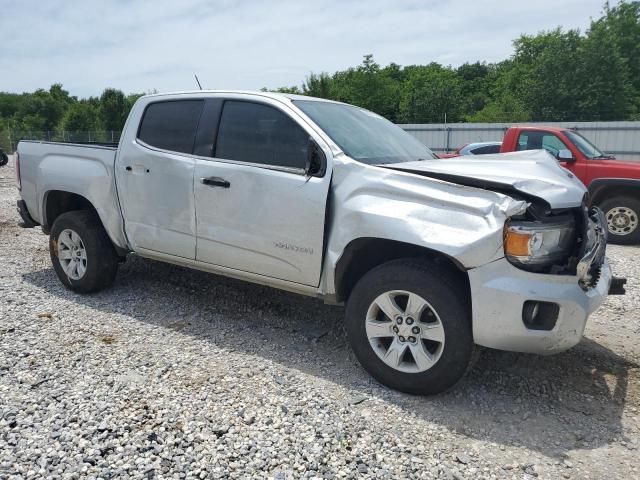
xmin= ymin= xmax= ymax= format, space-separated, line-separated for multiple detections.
xmin=193 ymin=97 xmax=331 ymax=286
xmin=116 ymin=99 xmax=204 ymax=259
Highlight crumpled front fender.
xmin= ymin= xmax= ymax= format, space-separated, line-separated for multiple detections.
xmin=321 ymin=156 xmax=527 ymax=296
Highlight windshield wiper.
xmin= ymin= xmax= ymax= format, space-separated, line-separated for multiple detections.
xmin=592 ymin=154 xmax=615 ymax=160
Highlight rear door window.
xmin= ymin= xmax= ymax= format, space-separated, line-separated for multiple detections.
xmin=138 ymin=100 xmax=204 ymax=154
xmin=215 ymin=101 xmax=308 ymax=169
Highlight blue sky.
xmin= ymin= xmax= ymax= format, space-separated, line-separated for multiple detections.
xmin=0 ymin=0 xmax=607 ymax=97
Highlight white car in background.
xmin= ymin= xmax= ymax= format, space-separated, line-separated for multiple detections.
xmin=441 ymin=141 xmax=502 ymax=158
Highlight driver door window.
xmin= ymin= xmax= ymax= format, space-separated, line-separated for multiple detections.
xmin=516 ymin=131 xmax=569 ymax=157
xmin=215 ymin=101 xmax=309 ymax=170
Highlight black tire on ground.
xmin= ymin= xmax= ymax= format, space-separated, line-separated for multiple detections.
xmin=49 ymin=210 xmax=119 ymax=293
xmin=345 ymin=258 xmax=474 ymax=395
xmin=0 ymin=152 xmax=8 ymax=167
xmin=599 ymin=196 xmax=640 ymax=245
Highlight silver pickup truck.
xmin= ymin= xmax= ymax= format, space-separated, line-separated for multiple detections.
xmin=16 ymin=91 xmax=623 ymax=394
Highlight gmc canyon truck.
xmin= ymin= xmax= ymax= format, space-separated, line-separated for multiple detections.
xmin=499 ymin=126 xmax=640 ymax=245
xmin=15 ymin=91 xmax=623 ymax=395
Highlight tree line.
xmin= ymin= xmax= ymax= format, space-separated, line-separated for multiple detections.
xmin=0 ymin=86 xmax=143 ymax=135
xmin=269 ymin=1 xmax=640 ymax=123
xmin=1 ymin=0 xmax=638 ymax=152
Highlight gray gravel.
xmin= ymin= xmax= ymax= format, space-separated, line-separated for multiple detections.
xmin=1 ymin=160 xmax=639 ymax=479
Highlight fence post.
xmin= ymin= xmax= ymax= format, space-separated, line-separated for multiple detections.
xmin=111 ymin=130 xmax=114 ymax=143
xmin=445 ymin=127 xmax=451 ymax=153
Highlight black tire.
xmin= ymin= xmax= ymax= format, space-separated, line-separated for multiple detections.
xmin=0 ymin=152 xmax=8 ymax=167
xmin=49 ymin=210 xmax=119 ymax=293
xmin=345 ymin=258 xmax=474 ymax=395
xmin=599 ymin=196 xmax=640 ymax=245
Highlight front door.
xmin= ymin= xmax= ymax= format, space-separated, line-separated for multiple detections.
xmin=116 ymin=99 xmax=204 ymax=259
xmin=194 ymin=98 xmax=331 ymax=286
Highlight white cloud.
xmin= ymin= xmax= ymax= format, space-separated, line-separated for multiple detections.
xmin=0 ymin=0 xmax=606 ymax=96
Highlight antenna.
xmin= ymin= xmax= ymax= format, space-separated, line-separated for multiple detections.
xmin=194 ymin=74 xmax=203 ymax=90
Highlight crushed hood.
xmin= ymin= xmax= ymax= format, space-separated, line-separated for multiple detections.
xmin=384 ymin=149 xmax=587 ymax=209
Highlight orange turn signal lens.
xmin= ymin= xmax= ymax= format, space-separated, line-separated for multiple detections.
xmin=504 ymin=227 xmax=532 ymax=257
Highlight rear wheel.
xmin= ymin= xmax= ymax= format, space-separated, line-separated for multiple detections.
xmin=345 ymin=258 xmax=474 ymax=395
xmin=599 ymin=196 xmax=640 ymax=245
xmin=49 ymin=210 xmax=119 ymax=293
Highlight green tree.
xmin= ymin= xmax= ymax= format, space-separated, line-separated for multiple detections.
xmin=589 ymin=1 xmax=640 ymax=115
xmin=303 ymin=72 xmax=334 ymax=99
xmin=399 ymin=63 xmax=462 ymax=123
xmin=457 ymin=62 xmax=491 ymax=118
xmin=576 ymin=21 xmax=633 ymax=119
xmin=58 ymin=102 xmax=100 ymax=132
xmin=468 ymin=60 xmax=532 ymax=122
xmin=99 ymin=88 xmax=129 ymax=131
xmin=511 ymin=29 xmax=584 ymax=120
xmin=126 ymin=93 xmax=145 ymax=112
xmin=15 ymin=86 xmax=71 ymax=131
xmin=592 ymin=1 xmax=640 ymax=92
xmin=327 ymin=55 xmax=401 ymax=120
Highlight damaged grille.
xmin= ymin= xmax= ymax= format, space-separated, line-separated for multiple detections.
xmin=576 ymin=207 xmax=607 ymax=289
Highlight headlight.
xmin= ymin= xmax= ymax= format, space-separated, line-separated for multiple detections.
xmin=504 ymin=220 xmax=575 ymax=269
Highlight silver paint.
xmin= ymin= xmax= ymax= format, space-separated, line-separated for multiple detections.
xmin=17 ymin=90 xmax=612 ymax=356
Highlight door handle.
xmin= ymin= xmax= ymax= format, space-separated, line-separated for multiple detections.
xmin=125 ymin=165 xmax=150 ymax=173
xmin=201 ymin=176 xmax=230 ymax=188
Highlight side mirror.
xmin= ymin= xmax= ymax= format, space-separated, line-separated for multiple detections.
xmin=557 ymin=149 xmax=574 ymax=162
xmin=306 ymin=138 xmax=326 ymax=177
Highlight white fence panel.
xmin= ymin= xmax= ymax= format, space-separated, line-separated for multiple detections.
xmin=399 ymin=121 xmax=640 ymax=161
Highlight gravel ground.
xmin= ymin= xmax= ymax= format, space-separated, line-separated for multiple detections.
xmin=1 ymin=158 xmax=639 ymax=479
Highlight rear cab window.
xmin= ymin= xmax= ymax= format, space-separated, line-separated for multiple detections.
xmin=137 ymin=100 xmax=204 ymax=154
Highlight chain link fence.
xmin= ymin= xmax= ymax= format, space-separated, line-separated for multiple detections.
xmin=0 ymin=130 xmax=122 ymax=153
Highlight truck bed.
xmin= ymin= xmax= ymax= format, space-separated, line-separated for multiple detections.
xmin=16 ymin=139 xmax=127 ymax=249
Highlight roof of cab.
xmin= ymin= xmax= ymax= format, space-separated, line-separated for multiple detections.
xmin=510 ymin=125 xmax=569 ymax=133
xmin=141 ymin=89 xmax=345 ymax=105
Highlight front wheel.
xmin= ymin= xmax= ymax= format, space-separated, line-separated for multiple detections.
xmin=49 ymin=210 xmax=119 ymax=293
xmin=599 ymin=196 xmax=640 ymax=245
xmin=345 ymin=259 xmax=474 ymax=395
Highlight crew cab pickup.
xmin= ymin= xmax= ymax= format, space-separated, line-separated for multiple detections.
xmin=500 ymin=126 xmax=640 ymax=244
xmin=15 ymin=91 xmax=622 ymax=395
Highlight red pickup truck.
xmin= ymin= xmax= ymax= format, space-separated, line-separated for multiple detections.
xmin=500 ymin=126 xmax=640 ymax=244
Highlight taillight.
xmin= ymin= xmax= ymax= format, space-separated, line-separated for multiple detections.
xmin=15 ymin=152 xmax=21 ymax=190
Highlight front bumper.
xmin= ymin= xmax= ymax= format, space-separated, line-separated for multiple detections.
xmin=469 ymin=257 xmax=612 ymax=354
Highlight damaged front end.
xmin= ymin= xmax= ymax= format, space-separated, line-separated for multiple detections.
xmin=382 ymin=151 xmax=613 ymax=290
xmin=502 ymin=198 xmax=608 ymax=288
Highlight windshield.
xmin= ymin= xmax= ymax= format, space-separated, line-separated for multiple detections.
xmin=294 ymin=100 xmax=436 ymax=164
xmin=565 ymin=131 xmax=607 ymax=159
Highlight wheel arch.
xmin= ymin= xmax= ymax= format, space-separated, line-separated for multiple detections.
xmin=42 ymin=190 xmax=99 ymax=232
xmin=334 ymin=237 xmax=470 ymax=304
xmin=42 ymin=190 xmax=128 ymax=256
xmin=588 ymin=178 xmax=640 ymax=206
